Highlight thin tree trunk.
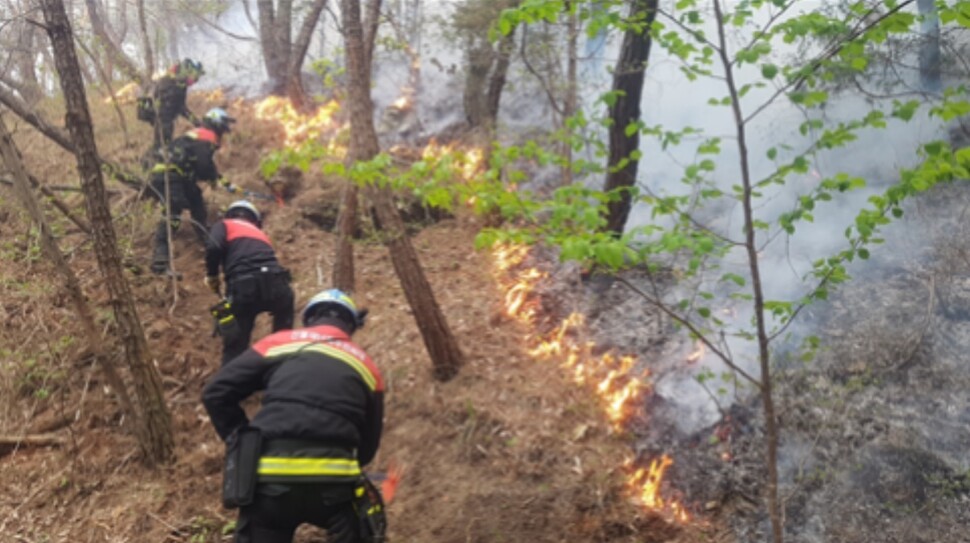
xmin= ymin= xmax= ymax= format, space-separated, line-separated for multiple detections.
xmin=917 ymin=0 xmax=941 ymax=94
xmin=0 ymin=85 xmax=75 ymax=150
xmin=15 ymin=20 xmax=44 ymax=107
xmin=137 ymin=0 xmax=155 ymax=80
xmin=39 ymin=0 xmax=174 ymax=466
xmin=75 ymin=36 xmax=130 ymax=147
xmin=0 ymin=112 xmax=135 ymax=422
xmin=562 ymin=2 xmax=578 ymax=186
xmin=341 ymin=0 xmax=462 ymax=380
xmin=485 ymin=29 xmax=515 ymax=123
xmin=363 ymin=0 xmax=383 ymax=69
xmin=332 ymin=184 xmax=358 ymax=292
xmin=0 ymin=85 xmax=145 ymax=192
xmin=712 ymin=0 xmax=782 ymax=540
xmin=287 ymin=0 xmax=328 ymax=110
xmin=82 ymin=0 xmax=143 ymax=82
xmin=257 ymin=0 xmax=290 ymax=94
xmin=602 ymin=0 xmax=657 ymax=236
xmin=115 ymin=0 xmax=129 ymax=43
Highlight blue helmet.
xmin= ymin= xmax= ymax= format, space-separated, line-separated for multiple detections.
xmin=302 ymin=289 xmax=366 ymax=329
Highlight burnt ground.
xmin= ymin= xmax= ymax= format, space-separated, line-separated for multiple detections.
xmin=0 ymin=95 xmax=729 ymax=542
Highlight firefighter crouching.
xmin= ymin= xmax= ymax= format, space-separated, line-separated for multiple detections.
xmin=149 ymin=107 xmax=235 ymax=275
xmin=204 ymin=200 xmax=294 ymax=365
xmin=202 ymin=289 xmax=385 ymax=543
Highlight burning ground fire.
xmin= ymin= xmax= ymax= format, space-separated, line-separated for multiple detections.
xmin=492 ymin=243 xmax=689 ymax=523
xmin=254 ymin=96 xmax=342 ymax=147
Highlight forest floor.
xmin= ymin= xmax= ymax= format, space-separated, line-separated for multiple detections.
xmin=0 ymin=93 xmax=733 ymax=542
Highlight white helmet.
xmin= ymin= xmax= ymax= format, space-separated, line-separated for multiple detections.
xmin=226 ymin=200 xmax=261 ymax=225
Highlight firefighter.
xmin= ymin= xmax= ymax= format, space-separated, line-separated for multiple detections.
xmin=150 ymin=58 xmax=204 ymax=149
xmin=149 ymin=107 xmax=236 ymax=276
xmin=204 ymin=200 xmax=294 ymax=365
xmin=202 ymin=289 xmax=384 ymax=543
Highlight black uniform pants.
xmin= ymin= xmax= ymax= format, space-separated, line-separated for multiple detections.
xmin=152 ymin=117 xmax=175 ymax=149
xmin=222 ymin=272 xmax=295 ymax=365
xmin=150 ymin=175 xmax=207 ymax=270
xmin=234 ymin=483 xmax=361 ymax=543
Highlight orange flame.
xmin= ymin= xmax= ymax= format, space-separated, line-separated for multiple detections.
xmin=626 ymin=455 xmax=690 ymax=522
xmin=106 ymin=81 xmax=140 ymax=104
xmin=420 ymin=138 xmax=484 ymax=181
xmin=380 ymin=462 xmax=404 ymax=504
xmin=491 ymin=242 xmax=689 ymax=522
xmin=253 ymin=96 xmax=342 ymax=147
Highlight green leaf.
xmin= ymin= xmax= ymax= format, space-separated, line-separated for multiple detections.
xmin=721 ymin=273 xmax=746 ymax=286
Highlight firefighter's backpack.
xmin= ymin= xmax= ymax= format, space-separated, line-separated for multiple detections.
xmin=136 ymin=95 xmax=156 ymax=123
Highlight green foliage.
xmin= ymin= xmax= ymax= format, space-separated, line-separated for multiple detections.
xmin=310 ymin=57 xmax=345 ymax=92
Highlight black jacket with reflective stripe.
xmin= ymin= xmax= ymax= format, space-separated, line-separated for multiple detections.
xmin=202 ymin=325 xmax=384 ymax=468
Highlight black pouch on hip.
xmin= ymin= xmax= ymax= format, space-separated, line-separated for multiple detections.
xmin=353 ymin=476 xmax=388 ymax=542
xmin=210 ymin=299 xmax=242 ymax=343
xmin=222 ymin=426 xmax=262 ymax=509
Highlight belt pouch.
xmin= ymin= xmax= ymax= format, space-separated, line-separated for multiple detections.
xmin=222 ymin=426 xmax=262 ymax=509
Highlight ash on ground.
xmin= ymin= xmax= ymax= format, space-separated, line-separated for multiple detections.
xmin=515 ymin=181 xmax=970 ymax=541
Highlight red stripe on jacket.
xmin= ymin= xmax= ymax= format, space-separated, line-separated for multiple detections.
xmin=224 ymin=219 xmax=272 ymax=246
xmin=188 ymin=127 xmax=219 ymax=144
xmin=253 ymin=325 xmax=384 ymax=392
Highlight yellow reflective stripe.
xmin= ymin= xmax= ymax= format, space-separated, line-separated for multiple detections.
xmin=258 ymin=457 xmax=361 ymax=477
xmin=264 ymin=341 xmax=314 ymax=359
xmin=150 ymin=163 xmax=183 ymax=175
xmin=302 ymin=344 xmax=377 ymax=391
xmin=264 ymin=342 xmax=377 ymax=391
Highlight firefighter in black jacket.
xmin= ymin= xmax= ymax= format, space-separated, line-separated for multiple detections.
xmin=204 ymin=200 xmax=294 ymax=365
xmin=149 ymin=107 xmax=235 ymax=275
xmin=202 ymin=289 xmax=383 ymax=543
xmin=151 ymin=58 xmax=204 ymax=148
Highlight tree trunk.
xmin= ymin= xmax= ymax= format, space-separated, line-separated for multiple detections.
xmin=332 ymin=0 xmax=382 ymax=291
xmin=710 ymin=1 xmax=781 ymax=540
xmin=363 ymin=0 xmax=383 ymax=69
xmin=15 ymin=20 xmax=44 ymax=106
xmin=82 ymin=0 xmax=143 ymax=82
xmin=257 ymin=0 xmax=292 ymax=94
xmin=39 ymin=0 xmax=174 ymax=466
xmin=287 ymin=0 xmax=328 ymax=110
xmin=332 ymin=184 xmax=359 ymax=293
xmin=341 ymin=0 xmax=463 ymax=381
xmin=114 ymin=0 xmax=129 ymax=43
xmin=0 ymin=84 xmax=75 ymax=150
xmin=562 ymin=1 xmax=578 ymax=186
xmin=602 ymin=0 xmax=657 ymax=236
xmin=0 ymin=112 xmax=135 ymax=422
xmin=136 ymin=0 xmax=155 ymax=80
xmin=917 ymin=0 xmax=941 ymax=94
xmin=460 ymin=0 xmax=519 ymax=131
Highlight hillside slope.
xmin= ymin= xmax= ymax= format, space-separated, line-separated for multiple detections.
xmin=0 ymin=95 xmax=725 ymax=542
